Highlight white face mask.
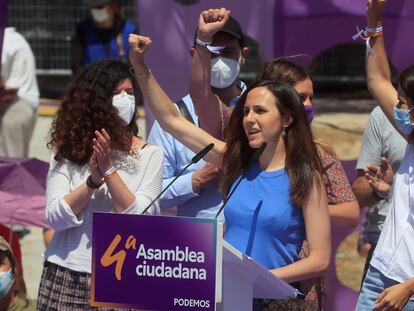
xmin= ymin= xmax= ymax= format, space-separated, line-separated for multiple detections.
xmin=112 ymin=91 xmax=136 ymax=125
xmin=0 ymin=269 xmax=14 ymax=299
xmin=210 ymin=56 xmax=241 ymax=89
xmin=91 ymin=7 xmax=109 ymax=23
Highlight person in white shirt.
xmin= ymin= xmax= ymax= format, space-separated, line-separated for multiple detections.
xmin=0 ymin=27 xmax=39 ymax=157
xmin=355 ymin=0 xmax=414 ymax=310
xmin=36 ymin=59 xmax=163 ymax=310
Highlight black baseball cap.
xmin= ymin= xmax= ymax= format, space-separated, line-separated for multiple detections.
xmin=220 ymin=15 xmax=244 ymax=44
xmin=193 ymin=15 xmax=246 ymax=47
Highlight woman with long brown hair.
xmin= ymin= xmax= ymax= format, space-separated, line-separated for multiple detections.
xmin=37 ymin=59 xmax=163 ymax=310
xmin=256 ymin=59 xmax=359 ymax=310
xmin=129 ymin=27 xmax=330 ymax=304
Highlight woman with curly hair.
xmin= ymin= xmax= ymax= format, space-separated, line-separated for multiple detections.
xmin=36 ymin=59 xmax=163 ymax=310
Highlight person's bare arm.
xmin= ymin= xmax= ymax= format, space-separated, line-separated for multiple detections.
xmin=365 ymin=0 xmax=406 ymax=139
xmin=353 ymin=170 xmax=381 ymax=207
xmin=329 ymin=201 xmax=360 ymax=228
xmin=128 ymin=34 xmax=226 ymax=167
xmin=190 ymin=9 xmax=230 ymax=138
xmin=271 ymin=179 xmax=330 ymax=282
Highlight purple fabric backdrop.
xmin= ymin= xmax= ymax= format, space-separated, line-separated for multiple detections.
xmin=274 ymin=0 xmax=414 ymax=72
xmin=139 ymin=0 xmax=413 ymax=131
xmin=138 ymin=0 xmax=276 ymax=128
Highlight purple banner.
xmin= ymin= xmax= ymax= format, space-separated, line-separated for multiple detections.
xmin=138 ymin=0 xmax=276 ymax=129
xmin=274 ymin=0 xmax=414 ymax=72
xmin=91 ymin=213 xmax=218 ymax=310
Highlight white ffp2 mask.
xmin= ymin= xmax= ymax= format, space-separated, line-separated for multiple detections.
xmin=113 ymin=91 xmax=136 ymax=125
xmin=91 ymin=7 xmax=109 ymax=23
xmin=210 ymin=57 xmax=241 ymax=89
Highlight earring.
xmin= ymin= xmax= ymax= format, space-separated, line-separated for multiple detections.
xmin=281 ymin=128 xmax=286 ymax=138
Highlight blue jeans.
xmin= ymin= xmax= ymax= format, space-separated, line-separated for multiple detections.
xmin=356 ymin=265 xmax=414 ymax=311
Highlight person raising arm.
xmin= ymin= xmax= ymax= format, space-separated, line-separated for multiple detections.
xmin=129 ymin=31 xmax=331 ymax=291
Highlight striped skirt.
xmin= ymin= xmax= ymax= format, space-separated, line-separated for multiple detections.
xmin=37 ymin=261 xmax=138 ymax=311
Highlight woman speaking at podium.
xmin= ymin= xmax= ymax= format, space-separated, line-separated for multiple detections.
xmin=128 ymin=8 xmax=330 ymax=308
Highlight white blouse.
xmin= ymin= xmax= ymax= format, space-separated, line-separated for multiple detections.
xmin=371 ymin=144 xmax=414 ymax=283
xmin=44 ymin=145 xmax=163 ymax=273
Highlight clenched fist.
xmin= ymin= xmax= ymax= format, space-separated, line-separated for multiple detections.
xmin=128 ymin=34 xmax=152 ymax=68
xmin=197 ymin=8 xmax=230 ymax=42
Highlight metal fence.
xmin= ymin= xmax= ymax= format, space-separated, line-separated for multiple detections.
xmin=309 ymin=42 xmax=397 ymax=93
xmin=8 ymin=0 xmax=138 ymax=75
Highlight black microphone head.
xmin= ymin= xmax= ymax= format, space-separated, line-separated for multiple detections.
xmin=191 ymin=143 xmax=214 ymax=164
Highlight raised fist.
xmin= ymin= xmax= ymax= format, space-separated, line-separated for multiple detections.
xmin=197 ymin=8 xmax=230 ymax=42
xmin=366 ymin=0 xmax=387 ymax=19
xmin=128 ymin=34 xmax=152 ymax=67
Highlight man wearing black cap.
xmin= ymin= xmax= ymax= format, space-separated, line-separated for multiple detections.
xmin=190 ymin=8 xmax=248 ymax=139
xmin=147 ymin=8 xmax=248 ymax=219
xmin=70 ymin=0 xmax=137 ymax=75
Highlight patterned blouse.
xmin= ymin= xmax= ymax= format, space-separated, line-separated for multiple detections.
xmin=320 ymin=147 xmax=356 ymax=203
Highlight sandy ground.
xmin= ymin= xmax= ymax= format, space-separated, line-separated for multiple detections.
xmin=20 ymin=109 xmax=370 ymax=299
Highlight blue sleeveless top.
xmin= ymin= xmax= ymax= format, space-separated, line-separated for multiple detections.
xmin=224 ymin=164 xmax=305 ymax=269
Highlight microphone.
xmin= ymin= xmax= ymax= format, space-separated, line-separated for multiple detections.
xmin=190 ymin=143 xmax=214 ymax=164
xmin=215 ymin=143 xmax=267 ymax=219
xmin=141 ymin=143 xmax=215 ymax=215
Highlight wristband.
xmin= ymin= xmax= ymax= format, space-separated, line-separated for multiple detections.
xmin=352 ymin=26 xmax=383 ymax=55
xmin=103 ymin=166 xmax=116 ymax=177
xmin=134 ymin=67 xmax=151 ymax=79
xmin=195 ymin=38 xmax=212 ymax=47
xmin=86 ymin=175 xmax=104 ymax=189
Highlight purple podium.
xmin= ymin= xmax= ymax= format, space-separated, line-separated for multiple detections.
xmin=91 ymin=213 xmax=297 ymax=311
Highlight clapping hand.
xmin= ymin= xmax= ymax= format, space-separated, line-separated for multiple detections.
xmin=92 ymin=129 xmax=113 ymax=174
xmin=197 ymin=8 xmax=230 ymax=42
xmin=364 ymin=157 xmax=394 ymax=197
xmin=89 ymin=150 xmax=103 ymax=184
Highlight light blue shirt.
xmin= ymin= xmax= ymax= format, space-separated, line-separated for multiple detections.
xmin=147 ymin=82 xmax=246 ymax=219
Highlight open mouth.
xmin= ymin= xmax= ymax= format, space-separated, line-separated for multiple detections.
xmin=248 ymin=128 xmax=260 ymax=136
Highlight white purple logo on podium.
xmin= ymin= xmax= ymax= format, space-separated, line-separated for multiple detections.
xmin=91 ymin=213 xmax=218 ymax=310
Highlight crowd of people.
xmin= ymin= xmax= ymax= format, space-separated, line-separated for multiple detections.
xmin=1 ymin=0 xmax=414 ymax=310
